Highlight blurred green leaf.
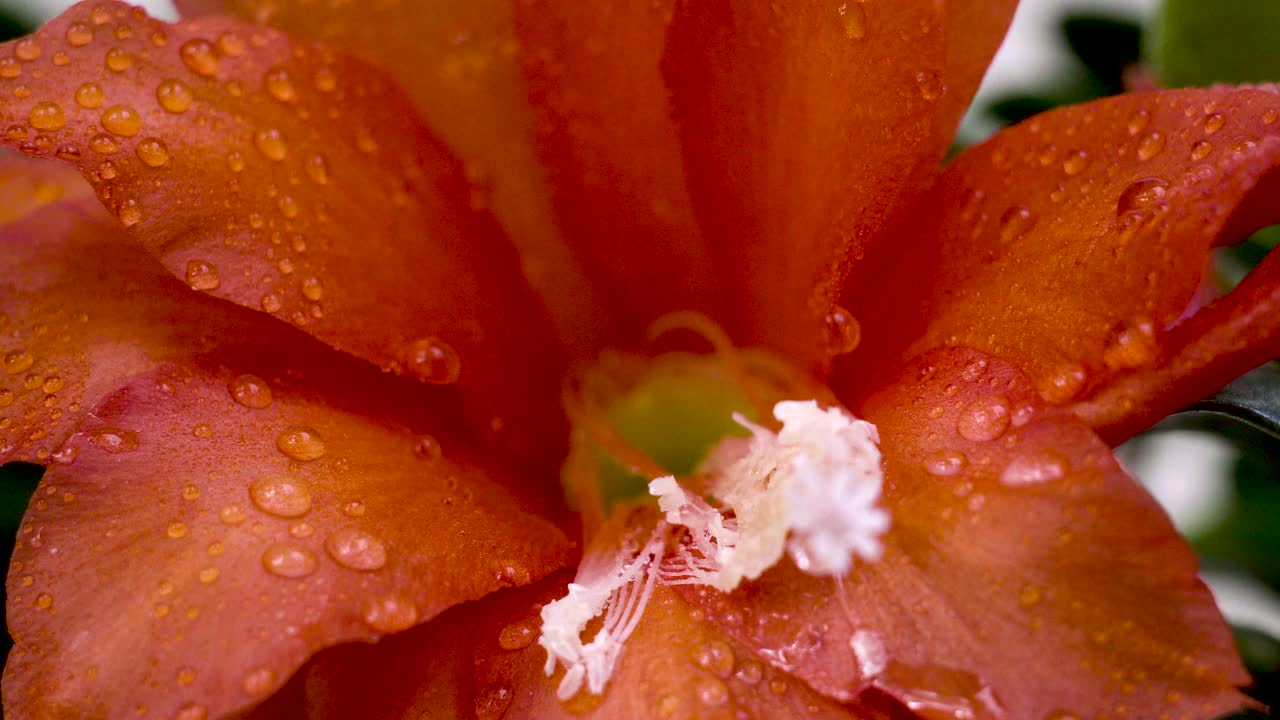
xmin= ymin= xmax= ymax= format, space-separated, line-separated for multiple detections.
xmin=1149 ymin=0 xmax=1280 ymax=87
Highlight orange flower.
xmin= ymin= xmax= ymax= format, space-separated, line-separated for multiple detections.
xmin=1 ymin=1 xmax=1277 ymax=717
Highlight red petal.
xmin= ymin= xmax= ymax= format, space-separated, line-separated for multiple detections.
xmin=0 ymin=156 xmax=248 ymax=464
xmin=841 ymin=88 xmax=1280 ymax=437
xmin=662 ymin=0 xmax=946 ymax=366
xmin=175 ymin=0 xmax=607 ymax=354
xmin=0 ymin=2 xmax=566 ymax=465
xmin=4 ymin=345 xmax=571 ymax=719
xmin=298 ymin=574 xmax=874 ymax=720
xmin=687 ymin=347 xmax=1247 ymax=718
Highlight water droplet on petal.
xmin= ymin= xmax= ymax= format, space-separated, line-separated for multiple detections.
xmin=498 ymin=614 xmax=539 ymax=650
xmin=226 ymin=151 xmax=245 ymax=172
xmin=695 ymin=677 xmax=729 ymax=706
xmin=198 ymin=566 xmax=220 ymax=583
xmin=166 ymin=522 xmax=188 ymax=539
xmin=263 ymin=67 xmax=297 ymax=102
xmin=1102 ymin=317 xmax=1157 ymax=370
xmin=1136 ymin=132 xmax=1165 ymax=161
xmin=74 ymin=83 xmax=105 ymax=109
xmin=249 ymin=476 xmax=313 ymax=517
xmin=1115 ymin=177 xmax=1168 ymax=219
xmin=363 ymin=594 xmax=418 ymax=632
xmin=1203 ymin=112 xmax=1225 ymax=135
xmin=693 ymin=640 xmax=735 ymax=678
xmin=100 ymin=104 xmax=142 ymax=137
xmin=89 ymin=133 xmax=119 ymax=155
xmin=735 ymin=661 xmax=764 ymax=686
xmin=914 ymin=70 xmax=944 ymax=101
xmin=104 ymin=47 xmax=131 ymax=72
xmin=261 ymin=542 xmax=317 ymax=578
xmin=156 ymin=78 xmax=193 ymax=113
xmin=1190 ymin=140 xmax=1213 ymax=160
xmin=956 ymin=395 xmax=1011 ymax=442
xmin=998 ymin=205 xmax=1036 ymax=244
xmin=220 ymin=503 xmax=247 ymax=525
xmin=923 ymin=448 xmax=968 ymax=476
xmin=243 ymin=667 xmax=277 ymax=697
xmin=66 ymin=22 xmax=94 ymax=47
xmin=413 ymin=435 xmax=442 ymax=461
xmin=254 ymin=128 xmax=287 ymax=161
xmin=1001 ymin=452 xmax=1068 ymax=487
xmin=474 ymin=682 xmax=513 ymax=720
xmin=1061 ymin=149 xmax=1087 ymax=176
xmin=1038 ymin=363 xmax=1087 ymax=404
xmin=1126 ymin=109 xmax=1149 ymax=135
xmin=275 ymin=425 xmax=325 ymax=461
xmin=136 ymin=138 xmax=169 ymax=167
xmin=185 ymin=259 xmax=220 ymax=291
xmin=34 ymin=592 xmax=53 ymax=610
xmin=404 ymin=337 xmax=461 ymax=384
xmin=324 ymin=527 xmax=387 ymax=571
xmin=300 ymin=276 xmax=323 ymax=301
xmin=1019 ymin=583 xmax=1043 ymax=608
xmin=823 ymin=305 xmax=861 ymax=356
xmin=179 ymin=39 xmax=219 ymax=76
xmin=304 ymin=153 xmax=329 ymax=185
xmin=228 ymin=374 xmax=272 ymax=408
xmin=87 ymin=426 xmax=138 ymax=453
xmin=836 ymin=2 xmax=867 ymax=39
xmin=14 ymin=38 xmax=39 ymax=61
xmin=28 ymin=102 xmax=66 ymax=131
xmin=3 ymin=349 xmax=34 ymax=375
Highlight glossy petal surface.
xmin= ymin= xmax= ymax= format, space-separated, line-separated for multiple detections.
xmin=662 ymin=0 xmax=945 ymax=366
xmin=4 ymin=345 xmax=571 ymax=719
xmin=0 ymin=160 xmax=242 ymax=463
xmin=177 ymin=0 xmax=605 ymax=353
xmin=0 ymin=2 xmax=566 ymax=464
xmin=937 ymin=0 xmax=1019 ymax=147
xmin=842 ymin=88 xmax=1280 ymax=430
xmin=298 ymin=574 xmax=875 ymax=720
xmin=689 ymin=347 xmax=1246 ymax=719
xmin=515 ymin=0 xmax=725 ymax=341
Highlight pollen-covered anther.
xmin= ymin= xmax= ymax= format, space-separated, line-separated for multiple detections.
xmin=651 ymin=399 xmax=890 ymax=590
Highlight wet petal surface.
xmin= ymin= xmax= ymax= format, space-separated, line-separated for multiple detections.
xmin=0 ymin=2 xmax=567 ymax=464
xmin=662 ymin=0 xmax=946 ymax=366
xmin=842 ymin=87 xmax=1280 ymax=437
xmin=689 ymin=347 xmax=1246 ymax=719
xmin=4 ymin=340 xmax=571 ymax=719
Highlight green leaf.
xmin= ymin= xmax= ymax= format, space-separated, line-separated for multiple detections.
xmin=1149 ymin=0 xmax=1280 ymax=87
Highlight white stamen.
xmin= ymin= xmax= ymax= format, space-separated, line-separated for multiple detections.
xmin=538 ymin=526 xmax=666 ymax=700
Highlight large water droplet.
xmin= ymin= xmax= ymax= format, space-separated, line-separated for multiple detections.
xmin=100 ymin=104 xmax=141 ymax=137
xmin=1136 ymin=132 xmax=1165 ymax=161
xmin=823 ymin=305 xmax=861 ymax=356
xmin=276 ymin=425 xmax=325 ymax=461
xmin=228 ymin=374 xmax=273 ymax=408
xmin=1061 ymin=149 xmax=1087 ymax=176
xmin=1000 ymin=452 xmax=1067 ymax=487
xmin=28 ymin=102 xmax=66 ymax=131
xmin=14 ymin=38 xmax=39 ymax=61
xmin=695 ymin=677 xmax=729 ymax=706
xmin=1190 ymin=140 xmax=1213 ymax=160
xmin=220 ymin=504 xmax=246 ymax=525
xmin=363 ymin=594 xmax=418 ymax=632
xmin=404 ymin=337 xmax=461 ymax=384
xmin=65 ymin=22 xmax=94 ymax=47
xmin=474 ymin=682 xmax=513 ymax=720
xmin=923 ymin=448 xmax=968 ymax=477
xmin=1102 ymin=317 xmax=1157 ymax=370
xmin=179 ymin=39 xmax=219 ymax=76
xmin=242 ymin=667 xmax=277 ymax=697
xmin=74 ymin=83 xmax=105 ymax=109
xmin=263 ymin=67 xmax=297 ymax=103
xmin=955 ymin=395 xmax=1011 ymax=442
xmin=1203 ymin=112 xmax=1226 ymax=135
xmin=156 ymin=78 xmax=193 ymax=113
xmin=1038 ymin=363 xmax=1086 ymax=404
xmin=87 ymin=426 xmax=138 ymax=453
xmin=3 ymin=349 xmax=34 ymax=375
xmin=249 ymin=476 xmax=313 ymax=517
xmin=136 ymin=138 xmax=169 ymax=167
xmin=261 ymin=542 xmax=318 ymax=578
xmin=104 ymin=47 xmax=131 ymax=72
xmin=693 ymin=640 xmax=735 ymax=678
xmin=497 ymin=614 xmax=539 ymax=650
xmin=254 ymin=128 xmax=288 ymax=161
xmin=185 ymin=259 xmax=220 ymax=291
xmin=324 ymin=527 xmax=387 ymax=571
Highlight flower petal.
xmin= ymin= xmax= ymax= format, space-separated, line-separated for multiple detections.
xmin=0 ymin=158 xmax=250 ymax=464
xmin=841 ymin=87 xmax=1280 ymax=433
xmin=4 ymin=345 xmax=571 ymax=719
xmin=936 ymin=0 xmax=1019 ymax=146
xmin=295 ymin=573 xmax=873 ymax=720
xmin=175 ymin=0 xmax=607 ymax=353
xmin=685 ymin=347 xmax=1247 ymax=718
xmin=661 ymin=0 xmax=946 ymax=366
xmin=0 ymin=2 xmax=566 ymax=464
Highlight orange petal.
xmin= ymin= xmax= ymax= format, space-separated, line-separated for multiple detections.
xmin=297 ymin=573 xmax=875 ymax=720
xmin=936 ymin=0 xmax=1019 ymax=148
xmin=686 ymin=347 xmax=1247 ymax=718
xmin=0 ymin=2 xmax=566 ymax=466
xmin=0 ymin=156 xmax=254 ymax=464
xmin=176 ymin=0 xmax=607 ymax=354
xmin=841 ymin=88 xmax=1280 ymax=431
xmin=4 ymin=346 xmax=571 ymax=719
xmin=661 ymin=0 xmax=946 ymax=366
xmin=512 ymin=0 xmax=732 ymax=341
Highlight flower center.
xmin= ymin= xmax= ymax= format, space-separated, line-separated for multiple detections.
xmin=539 ymin=314 xmax=892 ymax=700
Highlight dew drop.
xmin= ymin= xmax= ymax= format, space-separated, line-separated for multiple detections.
xmin=836 ymin=2 xmax=867 ymax=40
xmin=275 ymin=425 xmax=325 ymax=461
xmin=89 ymin=133 xmax=119 ymax=155
xmin=261 ymin=542 xmax=318 ymax=578
xmin=304 ymin=154 xmax=329 ymax=185
xmin=104 ymin=47 xmax=131 ymax=72
xmin=1136 ymin=132 xmax=1165 ymax=161
xmin=324 ymin=527 xmax=387 ymax=571
xmin=166 ymin=522 xmax=188 ymax=539
xmin=474 ymin=682 xmax=513 ymax=720
xmin=184 ymin=259 xmax=220 ymax=291
xmin=1019 ymin=583 xmax=1043 ymax=608
xmin=226 ymin=150 xmax=245 ymax=172
xmin=66 ymin=22 xmax=94 ymax=47
xmin=249 ymin=476 xmax=313 ymax=517
xmin=136 ymin=138 xmax=169 ymax=167
xmin=28 ymin=102 xmax=66 ymax=132
xmin=313 ymin=67 xmax=337 ymax=92
xmin=1061 ymin=149 xmax=1087 ymax=176
xmin=1190 ymin=140 xmax=1213 ymax=160
xmin=14 ymin=38 xmax=41 ymax=61
xmin=156 ymin=78 xmax=193 ymax=113
xmin=216 ymin=31 xmax=245 ymax=56
xmin=89 ymin=5 xmax=112 ymax=24
xmin=175 ymin=703 xmax=208 ymax=720
xmin=228 ymin=374 xmax=272 ymax=408
xmin=1203 ymin=112 xmax=1225 ymax=135
xmin=343 ymin=500 xmax=366 ymax=517
xmin=363 ymin=594 xmax=419 ymax=632
xmin=735 ymin=660 xmax=764 ymax=686
xmin=823 ymin=305 xmax=861 ymax=356
xmin=1115 ymin=177 xmax=1168 ymax=220
xmin=998 ymin=205 xmax=1036 ymax=244
xmin=955 ymin=395 xmax=1011 ymax=442
xmin=3 ymin=349 xmax=34 ymax=375
xmin=263 ymin=67 xmax=297 ymax=102
xmin=1126 ymin=109 xmax=1149 ymax=136
xmin=179 ymin=39 xmax=220 ymax=77
xmin=74 ymin=82 xmax=105 ymax=109
xmin=182 ymin=484 xmax=200 ymax=501
xmin=254 ymin=128 xmax=288 ymax=161
xmin=695 ymin=677 xmax=729 ymax=707
xmin=0 ymin=58 xmax=19 ymax=79
xmin=923 ymin=448 xmax=968 ymax=477
xmin=413 ymin=435 xmax=442 ymax=461
xmin=1000 ymin=452 xmax=1067 ymax=487
xmin=914 ymin=70 xmax=944 ymax=101
xmin=1264 ymin=108 xmax=1279 ymax=125
xmin=693 ymin=640 xmax=735 ymax=678
xmin=219 ymin=503 xmax=247 ymax=525
xmin=34 ymin=592 xmax=53 ymax=610
xmin=260 ymin=293 xmax=282 ymax=313
xmin=87 ymin=426 xmax=138 ymax=453
xmin=404 ymin=337 xmax=461 ymax=384
xmin=498 ymin=614 xmax=539 ymax=650
xmin=242 ymin=667 xmax=277 ymax=697
xmin=1038 ymin=363 xmax=1086 ymax=404
xmin=1102 ymin=317 xmax=1157 ymax=370
xmin=100 ymin=104 xmax=142 ymax=137
xmin=191 ymin=423 xmax=213 ymax=439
